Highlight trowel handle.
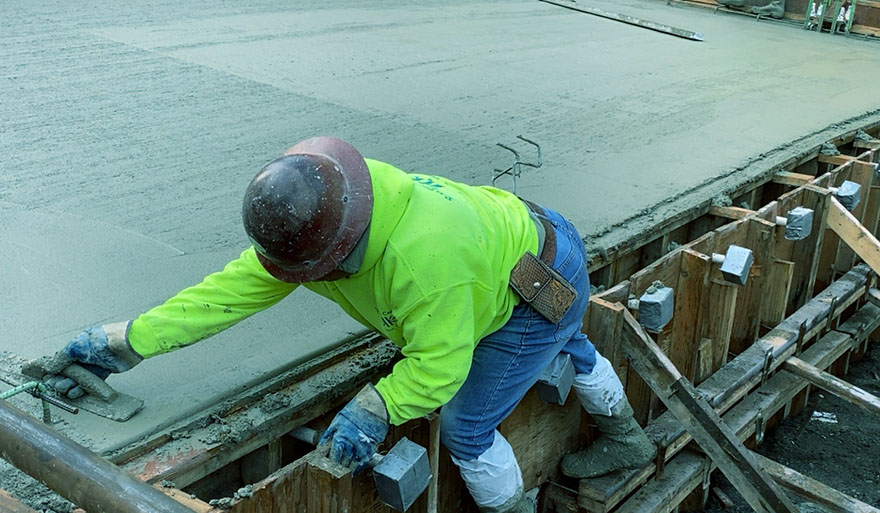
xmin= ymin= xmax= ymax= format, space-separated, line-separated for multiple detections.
xmin=61 ymin=364 xmax=118 ymax=402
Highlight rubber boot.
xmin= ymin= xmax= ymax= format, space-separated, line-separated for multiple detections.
xmin=478 ymin=487 xmax=534 ymax=513
xmin=751 ymin=0 xmax=785 ymax=18
xmin=560 ymin=398 xmax=656 ymax=479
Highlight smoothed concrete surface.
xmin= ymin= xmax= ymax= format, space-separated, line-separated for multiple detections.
xmin=3 ymin=0 xmax=880 ymax=454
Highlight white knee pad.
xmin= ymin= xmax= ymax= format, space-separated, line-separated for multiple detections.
xmin=572 ymin=354 xmax=624 ymax=416
xmin=450 ymin=430 xmax=523 ymax=508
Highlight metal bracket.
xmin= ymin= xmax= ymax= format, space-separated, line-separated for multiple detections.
xmin=654 ymin=437 xmax=669 ymax=480
xmin=823 ymin=296 xmax=838 ymax=336
xmin=761 ymin=348 xmax=774 ymax=387
xmin=754 ymin=412 xmax=766 ymax=445
xmin=796 ymin=321 xmax=807 ymax=355
xmin=701 ymin=456 xmax=712 ymax=491
xmin=493 ymin=135 xmax=542 ymax=194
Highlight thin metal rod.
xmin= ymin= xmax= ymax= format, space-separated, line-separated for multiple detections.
xmin=0 ymin=399 xmax=194 ymax=513
xmin=2 ymin=382 xmax=51 ymax=422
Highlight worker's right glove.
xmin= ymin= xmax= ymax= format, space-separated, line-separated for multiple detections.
xmin=28 ymin=322 xmax=143 ymax=399
xmin=319 ymin=383 xmax=389 ymax=475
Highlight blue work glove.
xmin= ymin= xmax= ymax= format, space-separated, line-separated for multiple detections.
xmin=319 ymin=383 xmax=389 ymax=475
xmin=38 ymin=322 xmax=142 ymax=399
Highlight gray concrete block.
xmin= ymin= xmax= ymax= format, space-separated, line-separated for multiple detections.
xmin=835 ymin=180 xmax=861 ymax=211
xmin=783 ymin=206 xmax=814 ymax=241
xmin=373 ymin=437 xmax=432 ymax=511
xmin=719 ymin=245 xmax=753 ymax=285
xmin=639 ymin=285 xmax=674 ymax=333
xmin=536 ymin=352 xmax=575 ymax=405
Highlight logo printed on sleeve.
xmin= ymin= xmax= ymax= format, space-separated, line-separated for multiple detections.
xmin=412 ymin=175 xmax=454 ymax=201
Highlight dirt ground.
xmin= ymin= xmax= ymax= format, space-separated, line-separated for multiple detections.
xmin=704 ymin=343 xmax=880 ymax=512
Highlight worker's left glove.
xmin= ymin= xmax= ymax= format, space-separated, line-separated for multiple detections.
xmin=319 ymin=383 xmax=389 ymax=475
xmin=26 ymin=322 xmax=143 ymax=399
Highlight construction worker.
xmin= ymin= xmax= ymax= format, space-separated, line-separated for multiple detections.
xmin=38 ymin=137 xmax=655 ymax=511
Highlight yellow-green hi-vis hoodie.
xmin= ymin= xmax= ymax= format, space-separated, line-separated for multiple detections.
xmin=128 ymin=159 xmax=539 ymax=425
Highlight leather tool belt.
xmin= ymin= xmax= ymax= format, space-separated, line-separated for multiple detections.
xmin=509 ymin=200 xmax=578 ymax=324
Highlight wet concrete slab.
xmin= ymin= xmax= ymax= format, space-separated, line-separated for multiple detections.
xmin=2 ymin=0 xmax=880 ymax=454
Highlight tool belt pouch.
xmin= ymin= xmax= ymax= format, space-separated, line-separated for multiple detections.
xmin=509 ymin=251 xmax=577 ymax=324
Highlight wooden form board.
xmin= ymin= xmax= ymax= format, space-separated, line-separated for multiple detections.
xmin=617 ymin=309 xmax=799 ymax=513
xmin=783 ymin=355 xmax=880 ymax=416
xmin=119 ymin=335 xmax=400 ymax=488
xmin=213 ymin=417 xmax=436 ymax=513
xmin=579 ymin=266 xmax=871 ymax=512
xmin=590 ymin=200 xmax=813 ymax=426
xmin=0 ymin=489 xmax=39 ymax=513
xmin=753 ymin=453 xmax=880 ymax=513
xmin=612 ymin=300 xmax=880 ymax=513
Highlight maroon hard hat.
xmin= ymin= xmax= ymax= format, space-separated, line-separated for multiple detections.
xmin=242 ymin=136 xmax=373 ymax=282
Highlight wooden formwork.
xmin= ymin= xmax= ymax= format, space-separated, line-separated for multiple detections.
xmin=3 ymin=131 xmax=880 ymax=513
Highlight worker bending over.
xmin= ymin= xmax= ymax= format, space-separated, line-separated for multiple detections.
xmin=39 ymin=137 xmax=655 ymax=512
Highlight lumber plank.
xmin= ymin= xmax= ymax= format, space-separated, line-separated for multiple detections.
xmin=834 ymin=161 xmax=876 ymax=272
xmin=120 ymin=335 xmax=398 ymax=487
xmin=613 ymin=301 xmax=880 ymax=513
xmin=613 ymin=320 xmax=873 ymax=513
xmin=817 ymin=168 xmax=852 ymax=292
xmin=818 ymin=154 xmax=859 ymax=166
xmin=772 ymin=191 xmax=801 ymax=263
xmin=760 ymin=259 xmax=795 ymax=328
xmin=827 ymin=197 xmax=880 ymax=276
xmin=588 ymin=297 xmax=629 ymax=388
xmin=782 ymin=356 xmax=880 ymax=416
xmin=709 ymin=205 xmax=753 ymax=220
xmin=627 ymin=250 xmax=683 ymax=424
xmin=788 ymin=186 xmax=831 ymax=314
xmin=674 ymin=250 xmax=711 ymax=380
xmin=157 ymin=487 xmax=215 ymax=513
xmin=614 ymin=451 xmax=708 ymax=513
xmin=618 ymin=310 xmax=799 ymax=513
xmin=728 ymin=218 xmax=775 ymax=354
xmin=577 ymin=268 xmax=870 ymax=511
xmin=705 ymin=279 xmax=738 ymax=372
xmin=753 ymin=453 xmax=880 ymax=513
xmin=0 ymin=489 xmax=39 ymax=513
xmin=501 ymin=387 xmax=583 ymax=490
xmin=426 ymin=414 xmax=439 ymax=513
xmin=694 ymin=337 xmax=714 ymax=385
xmin=773 ymin=171 xmax=814 ymax=187
xmin=867 ymin=186 xmax=880 ymax=238
xmin=853 ymin=139 xmax=880 ymax=150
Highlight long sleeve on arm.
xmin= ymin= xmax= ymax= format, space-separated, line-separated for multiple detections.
xmin=375 ymin=285 xmax=488 ymax=425
xmin=128 ymin=247 xmax=298 ymax=358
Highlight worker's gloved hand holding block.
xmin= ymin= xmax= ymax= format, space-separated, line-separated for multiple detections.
xmin=290 ymin=423 xmax=431 ymax=511
xmin=372 ymin=438 xmax=432 ymax=511
xmin=712 ymin=245 xmax=753 ymax=286
xmin=831 ymin=180 xmax=861 ymax=211
xmin=320 ymin=383 xmax=390 ymax=475
xmin=23 ymin=322 xmax=142 ymax=400
xmin=778 ymin=206 xmax=814 ymax=241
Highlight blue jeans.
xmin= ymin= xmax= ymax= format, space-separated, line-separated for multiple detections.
xmin=441 ymin=207 xmax=597 ymax=460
